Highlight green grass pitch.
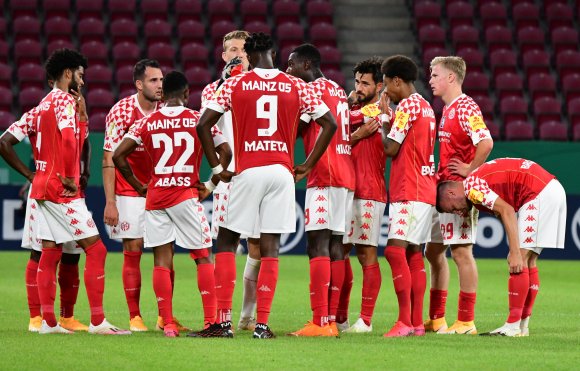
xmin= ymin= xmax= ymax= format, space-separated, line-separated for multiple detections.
xmin=0 ymin=251 xmax=578 ymax=370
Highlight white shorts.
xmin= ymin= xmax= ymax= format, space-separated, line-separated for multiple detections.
xmin=108 ymin=195 xmax=145 ymax=239
xmin=144 ymin=198 xmax=212 ymax=250
xmin=387 ymin=201 xmax=435 ymax=245
xmin=430 ymin=207 xmax=479 ymax=245
xmin=36 ymin=199 xmax=99 ymax=244
xmin=518 ymin=179 xmax=566 ymax=255
xmin=211 ymin=185 xmax=259 ymax=240
xmin=223 ymin=164 xmax=296 ymax=236
xmin=344 ymin=198 xmax=386 ymax=247
xmin=305 ymin=186 xmax=354 ymax=234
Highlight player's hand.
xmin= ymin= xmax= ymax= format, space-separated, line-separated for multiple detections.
xmin=136 ymin=183 xmax=147 ymax=197
xmin=347 ymin=90 xmax=358 ymax=108
xmin=70 ymin=89 xmax=88 ymax=123
xmin=218 ymin=170 xmax=236 ymax=183
xmin=79 ymin=173 xmax=89 ymax=191
xmin=195 ymin=183 xmax=212 ymax=201
xmin=103 ymin=201 xmax=119 ymax=226
xmin=448 ymin=157 xmax=472 ymax=178
xmin=294 ymin=163 xmax=312 ymax=183
xmin=355 ymin=120 xmax=380 ymax=139
xmin=507 ymin=252 xmax=524 ymax=274
xmin=379 ymin=90 xmax=392 ymax=117
xmin=57 ymin=173 xmax=78 ymax=197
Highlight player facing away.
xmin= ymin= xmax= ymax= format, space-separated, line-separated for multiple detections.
xmin=113 ymin=71 xmax=228 ymax=337
xmin=339 ymin=57 xmax=387 ymax=333
xmin=380 ymin=56 xmax=437 ymax=337
xmin=103 ymin=59 xmax=184 ymax=332
xmin=196 ymin=32 xmax=337 ymax=339
xmin=286 ymin=44 xmax=355 ymax=337
xmin=200 ymin=30 xmax=261 ymax=332
xmin=437 ymin=158 xmax=566 ymax=337
xmin=20 ymin=48 xmax=129 ymax=334
xmin=0 ymin=105 xmax=89 ymax=332
xmin=425 ymin=56 xmax=494 ymax=335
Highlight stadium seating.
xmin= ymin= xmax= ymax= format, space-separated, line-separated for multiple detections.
xmin=504 ymin=121 xmax=534 ymax=141
xmin=175 ymin=0 xmax=202 ymax=23
xmin=273 ymin=0 xmax=300 ymax=24
xmin=17 ymin=64 xmax=45 ymax=90
xmin=78 ymin=18 xmax=106 ymax=44
xmin=0 ymin=63 xmax=11 ymax=89
xmin=0 ymin=111 xmax=16 ymax=130
xmin=89 ymin=112 xmax=107 ymax=132
xmin=85 ymin=65 xmax=113 ymax=91
xmin=539 ymin=121 xmax=568 ymax=141
xmin=240 ymin=0 xmax=268 ymax=24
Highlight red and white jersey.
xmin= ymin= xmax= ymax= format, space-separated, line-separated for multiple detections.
xmin=387 ymin=93 xmax=437 ymax=204
xmin=104 ymin=94 xmax=160 ymax=196
xmin=301 ymin=78 xmax=355 ymax=190
xmin=438 ymin=94 xmax=492 ymax=182
xmin=29 ymin=89 xmax=82 ymax=203
xmin=463 ymin=158 xmax=556 ymax=212
xmin=126 ymin=106 xmax=226 ymax=211
xmin=349 ymin=103 xmax=387 ymax=203
xmin=5 ymin=107 xmax=40 ymax=144
xmin=204 ymin=68 xmax=330 ymax=174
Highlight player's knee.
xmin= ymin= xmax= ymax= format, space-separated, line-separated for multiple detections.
xmin=61 ymin=252 xmax=80 ymax=265
xmin=425 ymin=245 xmax=445 ymax=264
xmin=450 ymin=246 xmax=474 ymax=266
xmin=356 ymin=246 xmax=377 ymax=265
xmin=30 ymin=250 xmax=41 ymax=262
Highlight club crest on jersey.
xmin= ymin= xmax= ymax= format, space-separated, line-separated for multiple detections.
xmin=467 ymin=188 xmax=484 ymax=204
xmin=120 ymin=221 xmax=130 ymax=231
xmin=448 ymin=108 xmax=455 ymax=119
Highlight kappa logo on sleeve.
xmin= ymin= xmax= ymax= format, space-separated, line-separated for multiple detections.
xmin=394 ymin=110 xmax=410 ymax=130
xmin=467 ymin=188 xmax=484 ymax=204
xmin=468 ymin=115 xmax=486 ymax=131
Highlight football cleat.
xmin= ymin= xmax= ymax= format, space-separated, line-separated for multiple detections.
xmin=288 ymin=321 xmax=326 ymax=337
xmin=383 ymin=321 xmax=414 ymax=338
xmin=424 ymin=317 xmax=448 ymax=333
xmin=39 ymin=320 xmax=74 ymax=334
xmin=156 ymin=316 xmax=190 ymax=332
xmin=163 ymin=324 xmax=179 ymax=338
xmin=519 ymin=317 xmax=530 ymax=337
xmin=89 ymin=319 xmax=131 ymax=335
xmin=253 ymin=323 xmax=275 ymax=339
xmin=413 ymin=324 xmax=426 ymax=336
xmin=59 ymin=316 xmax=89 ymax=331
xmin=480 ymin=322 xmax=521 ymax=337
xmin=336 ymin=320 xmax=350 ymax=332
xmin=439 ymin=320 xmax=477 ymax=335
xmin=186 ymin=322 xmax=234 ymax=338
xmin=237 ymin=317 xmax=256 ymax=331
xmin=129 ymin=315 xmax=148 ymax=332
xmin=344 ymin=318 xmax=373 ymax=333
xmin=323 ymin=322 xmax=340 ymax=337
xmin=28 ymin=316 xmax=42 ymax=332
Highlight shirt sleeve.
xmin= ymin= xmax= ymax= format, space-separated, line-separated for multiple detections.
xmin=201 ymin=82 xmax=217 ymax=110
xmin=458 ymin=101 xmax=492 ymax=146
xmin=463 ymin=175 xmax=498 ymax=210
xmin=206 ymin=75 xmax=242 ymax=114
xmin=294 ymin=78 xmax=329 ymax=120
xmin=55 ymin=94 xmax=77 ymax=131
xmin=103 ymin=102 xmax=126 ymax=151
xmin=387 ymin=98 xmax=417 ymax=144
xmin=5 ymin=109 xmax=35 ymax=142
xmin=124 ymin=117 xmax=145 ymax=145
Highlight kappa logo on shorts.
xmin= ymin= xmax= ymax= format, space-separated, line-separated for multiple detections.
xmin=74 ymin=229 xmax=83 ymax=236
xmin=30 ymin=214 xmax=35 ymax=221
xmin=316 ymin=218 xmax=327 ymax=224
xmin=461 ymin=222 xmax=469 ymax=229
xmin=524 ymin=226 xmax=535 ymax=233
xmin=67 ymin=208 xmax=76 ymax=215
xmin=120 ymin=221 xmax=130 ymax=231
xmin=525 ymin=215 xmax=536 ymax=222
xmin=395 ymin=229 xmax=405 ymax=236
xmin=316 ymin=207 xmax=327 ymax=213
xmin=316 ymin=195 xmax=327 ymax=202
xmin=70 ymin=218 xmax=80 ymax=225
xmin=361 ymin=223 xmax=370 ymax=230
xmin=204 ymin=238 xmax=211 ymax=244
xmin=204 ymin=226 xmax=209 ymax=233
xmin=87 ymin=219 xmax=96 ymax=228
xmin=524 ymin=237 xmax=534 ymax=244
xmin=359 ymin=233 xmax=369 ymax=240
xmin=198 ymin=206 xmax=203 ymax=212
xmin=364 ymin=201 xmax=374 ymax=208
xmin=400 ymin=209 xmax=409 ymax=215
xmin=460 ymin=233 xmax=469 ymax=240
xmin=221 ymin=206 xmax=226 ymax=211
xmin=31 ymin=203 xmax=36 ymax=209
xmin=362 ymin=212 xmax=373 ymax=219
xmin=526 ymin=204 xmax=537 ymax=211
xmin=397 ymin=219 xmax=407 ymax=225
xmin=201 ymin=216 xmax=206 ymax=223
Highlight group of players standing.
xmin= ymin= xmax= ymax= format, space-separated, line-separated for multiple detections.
xmin=0 ymin=30 xmax=566 ymax=339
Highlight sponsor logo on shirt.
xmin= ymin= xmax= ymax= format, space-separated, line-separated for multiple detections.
xmin=468 ymin=115 xmax=486 ymax=131
xmin=394 ymin=111 xmax=410 ymax=130
xmin=468 ymin=188 xmax=484 ymax=204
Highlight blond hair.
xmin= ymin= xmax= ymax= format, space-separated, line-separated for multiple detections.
xmin=430 ymin=56 xmax=467 ymax=83
xmin=223 ymin=30 xmax=250 ymax=50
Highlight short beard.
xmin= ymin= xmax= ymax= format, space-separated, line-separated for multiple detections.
xmin=69 ymin=79 xmax=79 ymax=93
xmin=357 ymin=93 xmax=375 ymax=106
xmin=142 ymin=90 xmax=160 ymax=102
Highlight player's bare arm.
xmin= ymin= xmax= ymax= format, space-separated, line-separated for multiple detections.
xmin=382 ymin=137 xmax=401 ymax=157
xmin=197 ymin=109 xmax=235 ymax=183
xmin=60 ymin=126 xmax=79 ymax=197
xmin=294 ymin=111 xmax=337 ymax=183
xmin=70 ymin=89 xmax=88 ymax=123
xmin=0 ymin=132 xmax=34 ymax=182
xmin=491 ymin=197 xmax=524 ymax=274
xmin=80 ymin=138 xmax=91 ymax=191
xmin=102 ymin=150 xmax=119 ymax=226
xmin=449 ymin=138 xmax=494 ymax=177
xmin=112 ymin=138 xmax=147 ymax=197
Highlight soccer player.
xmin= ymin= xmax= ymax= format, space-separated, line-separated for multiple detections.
xmin=436 ymin=158 xmax=566 ymax=337
xmin=286 ymin=44 xmax=355 ymax=337
xmin=425 ymin=56 xmax=494 ymax=334
xmin=339 ymin=57 xmax=387 ymax=333
xmin=103 ymin=59 xmax=177 ymax=332
xmin=0 ymin=107 xmax=89 ymax=332
xmin=380 ymin=56 xmax=437 ymax=337
xmin=200 ymin=30 xmax=261 ymax=331
xmin=113 ymin=71 xmax=228 ymax=337
xmin=196 ymin=32 xmax=337 ymax=339
xmin=10 ymin=48 xmax=129 ymax=334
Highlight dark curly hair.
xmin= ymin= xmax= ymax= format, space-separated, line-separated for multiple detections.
xmin=45 ymin=48 xmax=88 ymax=81
xmin=381 ymin=55 xmax=418 ymax=83
xmin=244 ymin=32 xmax=274 ymax=54
xmin=292 ymin=43 xmax=321 ymax=68
xmin=162 ymin=71 xmax=188 ymax=98
xmin=352 ymin=56 xmax=383 ymax=84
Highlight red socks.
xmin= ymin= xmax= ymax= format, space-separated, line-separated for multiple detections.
xmin=336 ymin=257 xmax=353 ymax=324
xmin=429 ymin=289 xmax=448 ymax=320
xmin=84 ymin=239 xmax=107 ymax=326
xmin=58 ymin=262 xmax=79 ymax=318
xmin=310 ymin=257 xmax=330 ymax=326
xmin=507 ymin=267 xmax=529 ymax=323
xmin=457 ymin=291 xmax=476 ymax=322
xmin=153 ymin=266 xmax=174 ymax=327
xmin=214 ymin=252 xmax=236 ymax=323
xmin=407 ymin=250 xmax=426 ymax=327
xmin=37 ymin=248 xmax=62 ymax=327
xmin=25 ymin=259 xmax=41 ymax=318
xmin=328 ymin=259 xmax=345 ymax=323
xmin=256 ymin=257 xmax=278 ymax=325
xmin=385 ymin=246 xmax=412 ymax=326
xmin=360 ymin=263 xmax=381 ymax=326
xmin=522 ymin=267 xmax=539 ymax=319
xmin=197 ymin=263 xmax=217 ymax=325
xmin=122 ymin=250 xmax=142 ymax=319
